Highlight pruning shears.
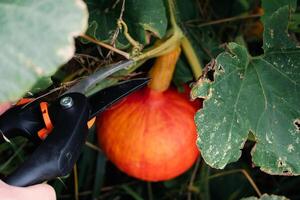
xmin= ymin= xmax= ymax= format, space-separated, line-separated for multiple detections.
xmin=0 ymin=60 xmax=148 ymax=187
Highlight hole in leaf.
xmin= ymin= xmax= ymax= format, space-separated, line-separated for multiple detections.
xmin=294 ymin=119 xmax=300 ymax=131
xmin=217 ymin=65 xmax=225 ymax=73
xmin=282 ymin=169 xmax=293 ymax=176
xmin=207 ymin=70 xmax=215 ymax=81
xmin=202 ymin=59 xmax=217 ymax=81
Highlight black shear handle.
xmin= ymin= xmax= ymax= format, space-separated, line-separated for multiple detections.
xmin=4 ymin=93 xmax=90 ymax=187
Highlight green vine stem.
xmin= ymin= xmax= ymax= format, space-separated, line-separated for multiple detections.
xmin=133 ymin=0 xmax=203 ymax=80
xmin=78 ymin=0 xmax=203 ymax=90
xmin=132 ymin=0 xmax=183 ymax=61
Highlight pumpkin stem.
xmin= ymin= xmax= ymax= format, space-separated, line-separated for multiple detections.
xmin=148 ymin=46 xmax=181 ymax=92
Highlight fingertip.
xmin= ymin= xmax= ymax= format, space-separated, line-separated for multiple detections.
xmin=0 ymin=102 xmax=12 ymax=115
xmin=28 ymin=184 xmax=56 ymax=200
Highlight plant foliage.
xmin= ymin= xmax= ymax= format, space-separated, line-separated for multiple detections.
xmin=0 ymin=0 xmax=300 ymax=199
xmin=192 ymin=0 xmax=300 ymax=175
xmin=0 ymin=0 xmax=88 ymax=102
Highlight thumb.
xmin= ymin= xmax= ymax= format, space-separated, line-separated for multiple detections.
xmin=0 ymin=180 xmax=56 ymax=200
xmin=0 ymin=102 xmax=12 ymax=115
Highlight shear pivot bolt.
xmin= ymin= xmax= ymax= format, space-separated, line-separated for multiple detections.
xmin=60 ymin=96 xmax=73 ymax=109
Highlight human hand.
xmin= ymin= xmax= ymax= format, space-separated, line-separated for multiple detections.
xmin=0 ymin=180 xmax=56 ymax=200
xmin=0 ymin=103 xmax=56 ymax=200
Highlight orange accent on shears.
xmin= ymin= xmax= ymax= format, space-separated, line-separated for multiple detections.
xmin=38 ymin=102 xmax=54 ymax=140
xmin=37 ymin=102 xmax=95 ymax=140
xmin=87 ymin=117 xmax=96 ymax=129
xmin=16 ymin=98 xmax=35 ymax=106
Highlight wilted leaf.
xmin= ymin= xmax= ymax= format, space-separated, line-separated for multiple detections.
xmin=0 ymin=0 xmax=88 ymax=102
xmin=241 ymin=194 xmax=290 ymax=200
xmin=86 ymin=0 xmax=167 ymax=48
xmin=192 ymin=0 xmax=300 ymax=175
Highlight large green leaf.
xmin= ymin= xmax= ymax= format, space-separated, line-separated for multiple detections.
xmin=192 ymin=0 xmax=300 ymax=175
xmin=0 ymin=0 xmax=88 ymax=103
xmin=86 ymin=0 xmax=167 ymax=48
xmin=241 ymin=194 xmax=290 ymax=200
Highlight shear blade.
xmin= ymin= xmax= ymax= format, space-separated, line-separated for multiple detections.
xmin=64 ymin=60 xmax=134 ymax=95
xmin=88 ymin=78 xmax=149 ymax=118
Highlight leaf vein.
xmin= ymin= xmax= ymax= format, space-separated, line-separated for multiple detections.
xmin=253 ymin=63 xmax=268 ymax=110
xmin=227 ymin=65 xmax=247 ymax=144
xmin=262 ymin=58 xmax=297 ymax=85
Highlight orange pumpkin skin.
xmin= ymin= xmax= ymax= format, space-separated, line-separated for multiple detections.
xmin=97 ymin=87 xmax=199 ymax=181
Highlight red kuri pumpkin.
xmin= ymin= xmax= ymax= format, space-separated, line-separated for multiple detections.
xmin=97 ymin=46 xmax=200 ymax=181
